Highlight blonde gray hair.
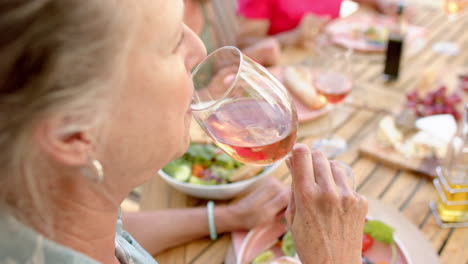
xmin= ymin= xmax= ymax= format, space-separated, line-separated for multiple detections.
xmin=0 ymin=0 xmax=129 ymax=228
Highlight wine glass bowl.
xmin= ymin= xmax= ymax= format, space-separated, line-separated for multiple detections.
xmin=315 ymin=71 xmax=353 ymax=104
xmin=191 ymin=46 xmax=298 ymax=165
xmin=311 ymin=39 xmax=354 ymax=158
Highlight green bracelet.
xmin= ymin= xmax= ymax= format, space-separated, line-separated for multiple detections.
xmin=207 ymin=201 xmax=218 ymax=240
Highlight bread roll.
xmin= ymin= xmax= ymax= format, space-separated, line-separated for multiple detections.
xmin=283 ymin=66 xmax=325 ymax=110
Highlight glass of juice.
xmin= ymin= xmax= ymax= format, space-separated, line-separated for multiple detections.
xmin=431 ymin=167 xmax=468 ymax=228
xmin=430 ymin=105 xmax=468 ymax=227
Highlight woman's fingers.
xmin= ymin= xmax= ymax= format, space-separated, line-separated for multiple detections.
xmin=289 ymin=144 xmax=315 ymax=188
xmin=330 ymin=160 xmax=354 ymax=193
xmin=285 ymin=181 xmax=296 ymax=227
xmin=265 ymin=188 xmax=290 ymax=217
xmin=239 ymin=177 xmax=281 ymax=208
xmin=311 ymin=150 xmax=336 ymax=191
xmin=256 ymin=178 xmax=286 ymax=203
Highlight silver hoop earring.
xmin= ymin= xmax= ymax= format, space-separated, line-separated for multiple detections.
xmin=81 ymin=159 xmax=104 ymax=183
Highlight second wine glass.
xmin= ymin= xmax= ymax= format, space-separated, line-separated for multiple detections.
xmin=311 ymin=39 xmax=354 ymax=158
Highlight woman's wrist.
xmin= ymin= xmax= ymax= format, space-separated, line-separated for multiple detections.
xmin=213 ymin=204 xmax=244 ymax=233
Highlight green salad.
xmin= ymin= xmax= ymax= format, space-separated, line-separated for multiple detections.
xmin=162 ymin=143 xmax=263 ymax=185
xmin=252 ymin=231 xmax=295 ymax=264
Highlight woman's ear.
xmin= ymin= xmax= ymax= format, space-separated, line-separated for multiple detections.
xmin=34 ymin=117 xmax=94 ymax=167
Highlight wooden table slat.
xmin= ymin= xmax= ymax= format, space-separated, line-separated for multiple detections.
xmin=357 ymin=165 xmax=399 ymax=198
xmin=439 ymin=228 xmax=468 ymax=264
xmin=189 ymin=235 xmax=231 ymax=264
xmin=379 ymin=171 xmax=423 ymax=210
xmin=420 ymin=211 xmax=453 ymax=252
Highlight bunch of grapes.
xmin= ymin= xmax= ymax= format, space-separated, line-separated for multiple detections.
xmin=405 ymin=86 xmax=462 ymax=121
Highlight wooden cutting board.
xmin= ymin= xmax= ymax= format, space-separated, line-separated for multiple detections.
xmin=359 ymin=129 xmax=440 ymax=178
xmin=360 ymin=66 xmax=467 ymax=178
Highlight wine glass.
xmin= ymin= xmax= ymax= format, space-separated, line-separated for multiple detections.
xmin=191 ymin=46 xmax=298 ymax=166
xmin=311 ymin=40 xmax=354 ymax=159
xmin=191 ymin=46 xmax=356 ymax=190
xmin=432 ymin=0 xmax=468 ymax=55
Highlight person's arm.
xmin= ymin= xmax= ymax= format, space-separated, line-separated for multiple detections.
xmin=236 ymin=0 xmax=300 ymax=48
xmin=122 ymin=178 xmax=289 ymax=255
xmin=237 ymin=14 xmax=330 ymax=49
xmin=236 ymin=16 xmax=300 ymax=48
xmin=121 ymin=206 xmax=239 ymax=255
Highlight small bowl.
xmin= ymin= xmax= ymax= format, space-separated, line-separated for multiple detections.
xmin=158 ymin=162 xmax=281 ymax=200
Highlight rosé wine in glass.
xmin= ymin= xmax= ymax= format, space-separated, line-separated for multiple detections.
xmin=314 ymin=72 xmax=353 ymax=104
xmin=191 ymin=46 xmax=298 ymax=165
xmin=205 ymin=99 xmax=297 ymax=165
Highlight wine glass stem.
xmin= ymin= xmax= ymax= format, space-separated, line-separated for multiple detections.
xmin=326 ymin=105 xmax=335 ymax=139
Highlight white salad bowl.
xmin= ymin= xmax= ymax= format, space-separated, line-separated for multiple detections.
xmin=158 ymin=161 xmax=281 ymax=200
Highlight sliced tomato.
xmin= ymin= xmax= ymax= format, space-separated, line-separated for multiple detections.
xmin=362 ymin=233 xmax=374 ymax=253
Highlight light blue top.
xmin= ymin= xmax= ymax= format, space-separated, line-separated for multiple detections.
xmin=0 ymin=208 xmax=158 ymax=264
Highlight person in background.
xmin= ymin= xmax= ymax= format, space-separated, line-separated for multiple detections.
xmin=0 ymin=0 xmax=367 ymax=263
xmin=184 ymin=0 xmax=282 ymax=66
xmin=236 ymin=0 xmax=404 ymax=48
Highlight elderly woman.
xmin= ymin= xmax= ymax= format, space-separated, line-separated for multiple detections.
xmin=0 ymin=1 xmax=367 ymax=264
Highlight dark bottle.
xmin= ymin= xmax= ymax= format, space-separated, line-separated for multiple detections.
xmin=383 ymin=3 xmax=406 ymax=81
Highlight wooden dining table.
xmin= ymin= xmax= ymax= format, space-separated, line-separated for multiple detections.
xmin=139 ymin=2 xmax=468 ymax=264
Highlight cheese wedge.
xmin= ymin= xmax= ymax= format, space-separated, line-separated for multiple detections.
xmin=415 ymin=114 xmax=457 ymax=144
xmin=377 ymin=116 xmax=403 ymax=146
xmin=397 ymin=131 xmax=448 ymax=158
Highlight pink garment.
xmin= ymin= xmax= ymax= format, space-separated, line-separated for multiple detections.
xmin=238 ymin=0 xmax=343 ymax=35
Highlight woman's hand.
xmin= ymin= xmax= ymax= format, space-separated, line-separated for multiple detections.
xmin=293 ymin=14 xmax=330 ymax=46
xmin=285 ymin=144 xmax=367 ymax=264
xmin=243 ymin=37 xmax=282 ymax=67
xmin=228 ymin=177 xmax=290 ymax=230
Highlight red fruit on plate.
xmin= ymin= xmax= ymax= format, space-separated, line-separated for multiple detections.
xmin=443 ymin=105 xmax=453 ymax=114
xmin=421 ymin=105 xmax=435 ymax=116
xmin=435 ymin=86 xmax=447 ymax=97
xmin=446 ymin=93 xmax=462 ymax=105
xmin=434 ymin=104 xmax=444 ymax=115
xmin=362 ymin=233 xmax=374 ymax=253
xmin=406 ymin=90 xmax=419 ymax=102
xmin=422 ymin=94 xmax=434 ymax=106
